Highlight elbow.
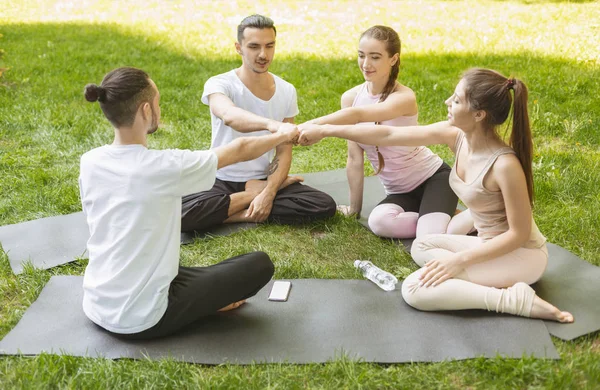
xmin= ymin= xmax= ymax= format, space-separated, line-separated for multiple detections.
xmin=508 ymin=227 xmax=530 ymax=248
xmin=220 ymin=109 xmax=236 ymax=128
xmin=233 ymin=137 xmax=249 ymax=156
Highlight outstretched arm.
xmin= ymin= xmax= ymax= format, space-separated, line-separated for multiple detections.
xmin=310 ymin=87 xmax=417 ymax=125
xmin=208 ymin=93 xmax=283 ymax=134
xmin=299 ymin=121 xmax=459 ymax=149
xmin=213 ymin=123 xmax=298 ymax=169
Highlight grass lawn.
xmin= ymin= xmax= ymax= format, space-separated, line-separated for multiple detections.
xmin=1 ymin=0 xmax=600 ymax=388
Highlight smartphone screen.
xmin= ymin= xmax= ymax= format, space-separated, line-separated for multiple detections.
xmin=268 ymin=281 xmax=292 ymax=302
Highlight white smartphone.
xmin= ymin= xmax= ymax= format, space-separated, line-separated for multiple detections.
xmin=268 ymin=281 xmax=292 ymax=302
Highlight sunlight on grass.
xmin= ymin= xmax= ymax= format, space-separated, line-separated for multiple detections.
xmin=2 ymin=0 xmax=599 ymax=64
xmin=1 ymin=1 xmax=600 ymax=388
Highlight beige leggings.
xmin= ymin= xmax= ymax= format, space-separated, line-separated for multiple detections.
xmin=401 ymin=234 xmax=548 ymax=317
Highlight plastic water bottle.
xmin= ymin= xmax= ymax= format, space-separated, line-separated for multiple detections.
xmin=354 ymin=260 xmax=398 ymax=291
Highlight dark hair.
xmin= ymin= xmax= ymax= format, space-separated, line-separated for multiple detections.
xmin=360 ymin=26 xmax=401 ymax=175
xmin=237 ymin=14 xmax=276 ymax=43
xmin=84 ymin=67 xmax=156 ymax=128
xmin=462 ymin=68 xmax=534 ymax=205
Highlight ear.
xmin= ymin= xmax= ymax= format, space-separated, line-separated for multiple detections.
xmin=140 ymin=102 xmax=151 ymax=121
xmin=235 ymin=42 xmax=242 ymax=55
xmin=390 ymin=53 xmax=399 ymax=67
xmin=473 ymin=110 xmax=486 ymax=123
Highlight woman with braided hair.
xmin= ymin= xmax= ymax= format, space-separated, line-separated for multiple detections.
xmin=304 ymin=25 xmax=458 ymax=240
xmin=299 ymin=68 xmax=573 ymax=322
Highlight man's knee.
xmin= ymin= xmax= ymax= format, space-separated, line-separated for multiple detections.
xmin=322 ymin=193 xmax=337 ymax=218
xmin=181 ymin=192 xmax=231 ymax=232
xmin=248 ymin=251 xmax=275 ymax=280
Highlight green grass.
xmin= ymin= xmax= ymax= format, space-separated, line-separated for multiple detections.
xmin=1 ymin=1 xmax=600 ymax=388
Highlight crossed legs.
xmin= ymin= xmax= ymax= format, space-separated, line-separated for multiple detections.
xmin=401 ymin=234 xmax=573 ymax=322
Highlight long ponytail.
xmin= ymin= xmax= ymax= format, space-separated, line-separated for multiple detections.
xmin=462 ymin=68 xmax=534 ymax=205
xmin=510 ymin=79 xmax=534 ymax=205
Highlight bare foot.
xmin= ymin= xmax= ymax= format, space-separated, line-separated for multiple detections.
xmin=279 ymin=175 xmax=304 ymax=189
xmin=218 ymin=300 xmax=246 ymax=312
xmin=245 ymin=179 xmax=268 ymax=194
xmin=530 ymin=296 xmax=574 ymax=323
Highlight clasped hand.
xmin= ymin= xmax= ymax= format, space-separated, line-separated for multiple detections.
xmin=275 ymin=123 xmax=325 ymax=146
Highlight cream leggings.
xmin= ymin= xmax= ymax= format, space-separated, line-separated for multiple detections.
xmin=401 ymin=234 xmax=548 ymax=317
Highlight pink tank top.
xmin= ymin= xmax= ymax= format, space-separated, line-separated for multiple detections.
xmin=449 ymin=132 xmax=546 ymax=248
xmin=352 ymin=83 xmax=443 ymax=194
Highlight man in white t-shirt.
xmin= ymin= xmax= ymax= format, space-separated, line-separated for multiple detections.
xmin=181 ymin=14 xmax=336 ymax=232
xmin=80 ymin=67 xmax=298 ymax=339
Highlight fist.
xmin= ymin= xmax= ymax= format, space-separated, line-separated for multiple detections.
xmin=277 ymin=122 xmax=299 ymax=143
xmin=298 ymin=123 xmax=324 ymax=146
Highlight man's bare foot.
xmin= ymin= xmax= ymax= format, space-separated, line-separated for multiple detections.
xmin=245 ymin=179 xmax=268 ymax=195
xmin=280 ymin=175 xmax=303 ymax=189
xmin=530 ymin=296 xmax=574 ymax=323
xmin=218 ymin=300 xmax=246 ymax=312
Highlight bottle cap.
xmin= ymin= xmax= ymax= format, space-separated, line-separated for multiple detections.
xmin=354 ymin=260 xmax=361 ymax=268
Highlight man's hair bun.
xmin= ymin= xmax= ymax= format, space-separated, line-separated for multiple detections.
xmin=84 ymin=84 xmax=106 ymax=102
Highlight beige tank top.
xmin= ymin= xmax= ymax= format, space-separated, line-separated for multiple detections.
xmin=449 ymin=132 xmax=546 ymax=249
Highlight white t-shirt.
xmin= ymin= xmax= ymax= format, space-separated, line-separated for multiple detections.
xmin=201 ymin=69 xmax=299 ymax=182
xmin=79 ymin=144 xmax=217 ymax=334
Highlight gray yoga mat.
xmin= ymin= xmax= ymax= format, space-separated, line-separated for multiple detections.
xmin=0 ymin=276 xmax=558 ymax=364
xmin=0 ymin=169 xmax=382 ymax=273
xmin=0 ymin=212 xmax=89 ymax=275
xmin=534 ymin=243 xmax=600 ymax=340
xmin=0 ymin=212 xmax=257 ymax=273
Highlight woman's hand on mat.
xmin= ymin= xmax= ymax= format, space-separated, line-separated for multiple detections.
xmin=246 ymin=190 xmax=275 ymax=222
xmin=298 ymin=123 xmax=324 ymax=146
xmin=420 ymin=255 xmax=465 ymax=287
xmin=337 ymin=205 xmax=360 ymax=219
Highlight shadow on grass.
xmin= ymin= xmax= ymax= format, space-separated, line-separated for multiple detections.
xmin=0 ymin=23 xmax=599 ymax=390
xmin=0 ymin=21 xmax=599 ymax=235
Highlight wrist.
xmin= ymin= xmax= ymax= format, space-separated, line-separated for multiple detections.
xmin=266 ymin=119 xmax=280 ymax=133
xmin=456 ymin=253 xmax=471 ymax=266
xmin=261 ymin=186 xmax=277 ymax=198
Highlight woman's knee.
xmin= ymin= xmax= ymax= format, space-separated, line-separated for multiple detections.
xmin=368 ymin=204 xmax=418 ymax=238
xmin=401 ymin=271 xmax=427 ymax=310
xmin=416 ymin=212 xmax=451 ymax=237
xmin=410 ymin=235 xmax=433 ymax=267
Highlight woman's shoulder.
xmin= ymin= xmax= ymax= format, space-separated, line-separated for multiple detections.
xmin=341 ymin=84 xmax=363 ymax=108
xmin=391 ymin=83 xmax=416 ymax=101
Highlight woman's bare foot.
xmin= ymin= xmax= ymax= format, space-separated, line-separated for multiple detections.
xmin=218 ymin=300 xmax=246 ymax=312
xmin=530 ymin=296 xmax=574 ymax=323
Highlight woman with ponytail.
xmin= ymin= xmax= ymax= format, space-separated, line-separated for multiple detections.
xmin=299 ymin=68 xmax=573 ymax=323
xmin=304 ymin=25 xmax=458 ymax=240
